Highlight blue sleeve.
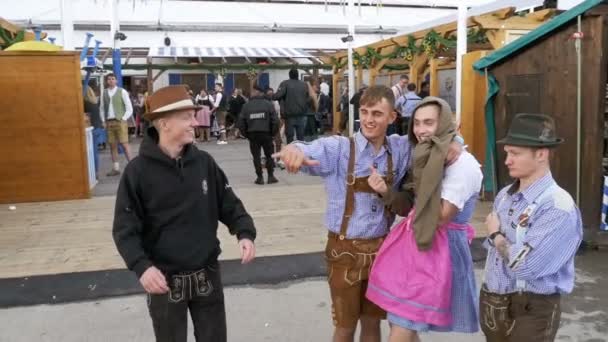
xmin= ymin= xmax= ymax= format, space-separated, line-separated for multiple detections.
xmin=293 ymin=136 xmax=343 ymax=177
xmin=493 ymin=188 xmax=509 ymax=211
xmin=508 ymin=205 xmax=582 ymax=280
xmin=386 ymin=134 xmax=411 ymax=189
xmin=395 ymin=96 xmax=404 ymax=110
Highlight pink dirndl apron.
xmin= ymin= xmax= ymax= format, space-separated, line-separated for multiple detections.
xmin=195 ymin=105 xmax=211 ymax=127
xmin=366 ymin=210 xmax=474 ymax=327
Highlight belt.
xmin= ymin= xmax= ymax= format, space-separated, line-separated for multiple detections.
xmin=481 ymin=284 xmax=561 ymax=299
xmin=167 ymin=266 xmax=217 ymax=303
xmin=106 ymin=118 xmax=120 ymax=122
xmin=327 ymin=231 xmax=385 ymax=242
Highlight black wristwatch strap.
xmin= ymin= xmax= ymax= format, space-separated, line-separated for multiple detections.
xmin=488 ymin=231 xmax=504 ymax=246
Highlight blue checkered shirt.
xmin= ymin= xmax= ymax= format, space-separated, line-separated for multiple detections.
xmin=483 ymin=172 xmax=583 ymax=295
xmin=295 ymin=132 xmax=412 ymax=239
xmin=395 ymin=92 xmax=422 ymax=118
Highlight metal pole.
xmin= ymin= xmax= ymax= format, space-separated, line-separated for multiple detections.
xmin=347 ymin=0 xmax=356 ymax=137
xmin=110 ymin=0 xmax=123 ymax=87
xmin=59 ymin=0 xmax=74 ymax=50
xmin=455 ymin=4 xmax=467 ymax=123
xmin=575 ymin=15 xmax=582 ymax=206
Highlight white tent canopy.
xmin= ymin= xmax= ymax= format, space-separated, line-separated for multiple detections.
xmin=3 ymin=0 xmax=539 ymax=49
xmin=148 ymin=46 xmax=315 ymax=58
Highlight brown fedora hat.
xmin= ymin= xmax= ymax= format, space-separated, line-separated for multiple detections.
xmin=143 ymin=85 xmax=200 ymax=121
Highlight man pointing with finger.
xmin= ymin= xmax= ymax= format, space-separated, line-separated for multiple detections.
xmin=112 ymin=85 xmax=257 ymax=342
xmin=275 ymin=86 xmax=413 ymax=342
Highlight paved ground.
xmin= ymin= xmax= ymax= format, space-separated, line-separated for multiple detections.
xmin=2 ymin=254 xmax=607 ymax=342
xmin=93 ymin=137 xmax=320 ymax=197
xmin=0 ymin=137 xmax=492 ymax=279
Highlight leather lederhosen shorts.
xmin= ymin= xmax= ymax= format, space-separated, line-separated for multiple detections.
xmin=480 ymin=285 xmax=561 ymax=342
xmin=325 ymin=232 xmax=386 ymax=329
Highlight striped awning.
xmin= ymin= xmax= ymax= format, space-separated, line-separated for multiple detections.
xmin=149 ymin=46 xmax=314 ymax=58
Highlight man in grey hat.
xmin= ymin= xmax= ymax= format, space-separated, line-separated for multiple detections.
xmin=480 ymin=113 xmax=583 ymax=342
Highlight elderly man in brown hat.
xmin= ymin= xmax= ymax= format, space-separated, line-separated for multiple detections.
xmin=481 ymin=113 xmax=582 ymax=342
xmin=112 ymin=85 xmax=257 ymax=342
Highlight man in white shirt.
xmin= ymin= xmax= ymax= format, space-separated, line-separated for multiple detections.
xmin=210 ymin=83 xmax=228 ymax=145
xmin=100 ymin=73 xmax=134 ymax=176
xmin=320 ymin=79 xmax=330 ymax=99
xmin=391 ymin=75 xmax=409 ymax=103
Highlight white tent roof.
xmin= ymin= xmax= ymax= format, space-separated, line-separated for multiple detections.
xmin=4 ymin=0 xmax=544 ymax=50
xmin=149 ymin=46 xmax=315 ymax=58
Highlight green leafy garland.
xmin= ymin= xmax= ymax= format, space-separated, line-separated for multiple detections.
xmin=0 ymin=29 xmax=25 ymax=49
xmin=246 ymin=65 xmax=259 ymax=80
xmin=103 ymin=63 xmax=333 ymax=71
xmin=466 ymin=28 xmax=490 ymax=44
xmin=331 ymin=28 xmax=489 ymax=69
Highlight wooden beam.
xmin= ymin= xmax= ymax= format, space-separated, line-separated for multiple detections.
xmin=437 ymin=61 xmax=457 ymax=70
xmin=472 ymin=14 xmax=548 ymax=31
xmin=369 ymin=68 xmax=379 ymax=88
xmin=197 ymin=56 xmax=202 ymax=63
xmin=267 ymin=56 xmax=275 ymax=64
xmin=308 ymin=57 xmax=321 ymax=65
xmin=124 ymin=48 xmax=133 ymax=66
xmin=409 ymin=55 xmax=429 ymax=88
xmin=318 ymin=56 xmax=333 ymax=64
xmin=287 ymin=57 xmax=300 ymax=65
xmin=371 ymin=46 xmax=399 ymax=84
xmin=221 ymin=56 xmax=227 ymax=64
xmin=526 ymin=8 xmax=556 ymax=22
xmin=0 ymin=18 xmax=41 ymax=43
xmin=332 ymin=71 xmax=341 ymax=133
xmin=485 ymin=30 xmax=506 ymax=49
xmin=429 ymin=59 xmax=439 ymax=97
xmin=369 ymin=47 xmax=384 ymax=69
xmin=243 ymin=55 xmax=252 ymax=63
xmin=492 ymin=7 xmax=515 ymax=20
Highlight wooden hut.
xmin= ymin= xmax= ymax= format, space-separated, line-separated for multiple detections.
xmin=474 ymin=0 xmax=608 ymax=237
xmin=0 ymin=51 xmax=91 ymax=203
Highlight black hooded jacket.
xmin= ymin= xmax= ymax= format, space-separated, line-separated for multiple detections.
xmin=112 ymin=128 xmax=256 ymax=278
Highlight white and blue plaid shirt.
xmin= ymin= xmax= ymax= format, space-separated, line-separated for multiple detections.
xmin=295 ymin=132 xmax=412 ymax=239
xmin=483 ymin=172 xmax=583 ymax=295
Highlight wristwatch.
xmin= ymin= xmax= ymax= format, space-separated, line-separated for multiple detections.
xmin=488 ymin=231 xmax=505 ymax=246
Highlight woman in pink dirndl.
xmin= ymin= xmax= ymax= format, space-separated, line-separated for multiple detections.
xmin=366 ymin=97 xmax=482 ymax=341
xmin=194 ymin=89 xmax=212 ymax=142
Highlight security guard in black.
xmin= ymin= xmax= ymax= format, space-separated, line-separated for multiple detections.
xmin=237 ymin=84 xmax=279 ymax=185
